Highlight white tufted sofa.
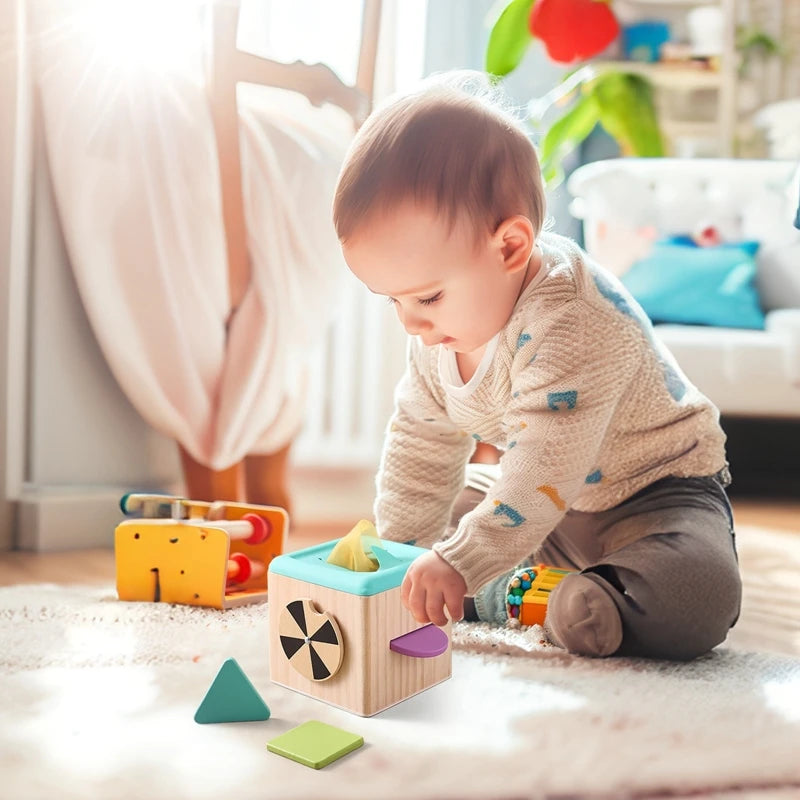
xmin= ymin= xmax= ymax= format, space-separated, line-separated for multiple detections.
xmin=567 ymin=158 xmax=800 ymax=419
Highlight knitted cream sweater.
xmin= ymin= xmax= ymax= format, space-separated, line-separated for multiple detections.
xmin=375 ymin=232 xmax=728 ymax=594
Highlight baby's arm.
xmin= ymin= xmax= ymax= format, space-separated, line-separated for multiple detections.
xmin=434 ymin=301 xmax=643 ymax=596
xmin=375 ymin=341 xmax=474 ymax=549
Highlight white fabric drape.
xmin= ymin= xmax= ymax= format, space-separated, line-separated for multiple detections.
xmin=34 ymin=2 xmax=356 ymax=470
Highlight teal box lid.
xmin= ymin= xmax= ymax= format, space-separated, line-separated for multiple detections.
xmin=269 ymin=538 xmax=427 ymax=596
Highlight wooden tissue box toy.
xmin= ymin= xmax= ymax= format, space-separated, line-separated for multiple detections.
xmin=115 ymin=494 xmax=287 ymax=609
xmin=268 ymin=521 xmax=452 ymax=717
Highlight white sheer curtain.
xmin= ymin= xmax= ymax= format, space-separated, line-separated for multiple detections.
xmin=32 ymin=0 xmax=427 ymax=472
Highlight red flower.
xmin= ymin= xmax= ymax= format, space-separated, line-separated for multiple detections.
xmin=529 ymin=0 xmax=620 ymax=64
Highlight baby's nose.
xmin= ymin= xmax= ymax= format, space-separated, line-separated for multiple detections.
xmin=399 ymin=307 xmax=432 ymax=335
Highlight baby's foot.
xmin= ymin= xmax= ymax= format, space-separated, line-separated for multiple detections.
xmin=545 ymin=573 xmax=623 ymax=657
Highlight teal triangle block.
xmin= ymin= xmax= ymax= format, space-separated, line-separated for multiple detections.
xmin=194 ymin=658 xmax=271 ymax=724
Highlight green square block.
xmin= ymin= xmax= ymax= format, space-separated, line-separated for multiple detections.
xmin=267 ymin=720 xmax=364 ymax=769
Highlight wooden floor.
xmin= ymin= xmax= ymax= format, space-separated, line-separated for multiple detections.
xmin=726 ymin=497 xmax=800 ymax=531
xmin=1 ymin=499 xmax=798 ymax=657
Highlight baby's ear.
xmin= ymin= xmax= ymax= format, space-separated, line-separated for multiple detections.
xmin=495 ymin=215 xmax=534 ymax=274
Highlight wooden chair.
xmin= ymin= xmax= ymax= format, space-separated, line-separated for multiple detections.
xmin=178 ymin=0 xmax=382 ymax=510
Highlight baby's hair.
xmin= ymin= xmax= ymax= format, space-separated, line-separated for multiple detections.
xmin=333 ymin=70 xmax=545 ymax=245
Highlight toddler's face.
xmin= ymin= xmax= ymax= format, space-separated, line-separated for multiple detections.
xmin=342 ymin=203 xmax=528 ymax=355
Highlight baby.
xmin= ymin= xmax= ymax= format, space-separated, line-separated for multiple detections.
xmin=332 ymin=72 xmax=741 ymax=660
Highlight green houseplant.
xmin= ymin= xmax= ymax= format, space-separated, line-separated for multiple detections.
xmin=486 ymin=0 xmax=665 ymax=185
xmin=735 ymin=25 xmax=783 ymax=78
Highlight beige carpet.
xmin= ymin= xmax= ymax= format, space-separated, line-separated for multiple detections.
xmin=1 ymin=551 xmax=800 ymax=800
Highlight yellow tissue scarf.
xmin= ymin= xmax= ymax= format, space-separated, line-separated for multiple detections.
xmin=327 ymin=520 xmax=382 ymax=572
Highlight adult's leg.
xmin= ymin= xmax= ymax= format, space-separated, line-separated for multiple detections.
xmin=178 ymin=444 xmax=243 ymax=502
xmin=244 ymin=442 xmax=293 ymax=515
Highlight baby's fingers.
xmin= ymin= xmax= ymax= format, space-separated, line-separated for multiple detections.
xmin=401 ymin=572 xmax=412 ymax=610
xmin=444 ymin=590 xmax=464 ymax=624
xmin=407 ymin=578 xmax=430 ymax=624
xmin=426 ymin=591 xmax=448 ymax=627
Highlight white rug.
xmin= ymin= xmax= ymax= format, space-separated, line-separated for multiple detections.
xmin=1 ymin=583 xmax=800 ymax=800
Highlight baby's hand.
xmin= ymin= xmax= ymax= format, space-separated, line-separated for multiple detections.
xmin=401 ymin=550 xmax=466 ymax=627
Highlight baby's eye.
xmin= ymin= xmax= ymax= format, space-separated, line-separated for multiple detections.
xmin=418 ymin=292 xmax=442 ymax=306
xmin=385 ymin=296 xmax=398 ymax=305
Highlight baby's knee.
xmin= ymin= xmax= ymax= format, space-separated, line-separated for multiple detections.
xmin=638 ymin=564 xmax=741 ymax=660
xmin=603 ymin=557 xmax=741 ymax=661
xmin=621 ymin=605 xmax=737 ymax=661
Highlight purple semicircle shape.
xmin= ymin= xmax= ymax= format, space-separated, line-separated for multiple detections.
xmin=389 ymin=624 xmax=449 ymax=658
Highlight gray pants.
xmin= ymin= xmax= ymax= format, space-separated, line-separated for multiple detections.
xmin=452 ymin=474 xmax=742 ymax=661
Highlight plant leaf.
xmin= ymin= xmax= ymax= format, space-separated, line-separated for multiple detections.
xmin=485 ymin=0 xmax=536 ymax=78
xmin=538 ymin=90 xmax=599 ymax=185
xmin=541 ymin=160 xmax=563 ymax=187
xmin=591 ymin=72 xmax=664 ymax=157
xmin=736 ymin=25 xmax=783 ymax=58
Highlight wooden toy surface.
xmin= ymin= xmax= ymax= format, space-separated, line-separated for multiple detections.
xmin=115 ymin=497 xmax=287 ymax=609
xmin=116 ymin=522 xmax=231 ymax=608
xmin=268 ymin=570 xmax=452 ymax=716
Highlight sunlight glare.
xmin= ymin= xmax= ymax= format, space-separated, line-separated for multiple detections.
xmin=64 ymin=617 xmax=138 ymax=663
xmin=23 ymin=668 xmax=162 ymax=780
xmin=763 ymin=676 xmax=800 ymax=722
xmin=76 ymin=0 xmax=203 ymax=74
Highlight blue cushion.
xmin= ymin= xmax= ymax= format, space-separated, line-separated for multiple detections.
xmin=620 ymin=240 xmax=765 ymax=330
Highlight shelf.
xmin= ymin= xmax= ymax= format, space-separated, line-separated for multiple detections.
xmin=607 ymin=0 xmax=740 ymax=156
xmin=594 ymin=60 xmax=724 ymax=90
xmin=660 ymin=119 xmax=756 ymax=138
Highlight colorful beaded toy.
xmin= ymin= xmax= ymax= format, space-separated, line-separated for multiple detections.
xmin=506 ymin=564 xmax=574 ymax=627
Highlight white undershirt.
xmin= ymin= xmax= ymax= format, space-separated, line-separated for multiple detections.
xmin=438 ymin=334 xmax=500 ymax=399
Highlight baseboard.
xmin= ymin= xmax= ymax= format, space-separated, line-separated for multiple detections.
xmin=17 ymin=485 xmax=150 ymax=552
xmin=14 ymin=469 xmax=377 ymax=552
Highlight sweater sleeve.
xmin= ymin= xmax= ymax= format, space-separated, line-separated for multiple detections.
xmin=433 ymin=300 xmax=643 ymax=594
xmin=374 ymin=339 xmax=475 ymax=549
